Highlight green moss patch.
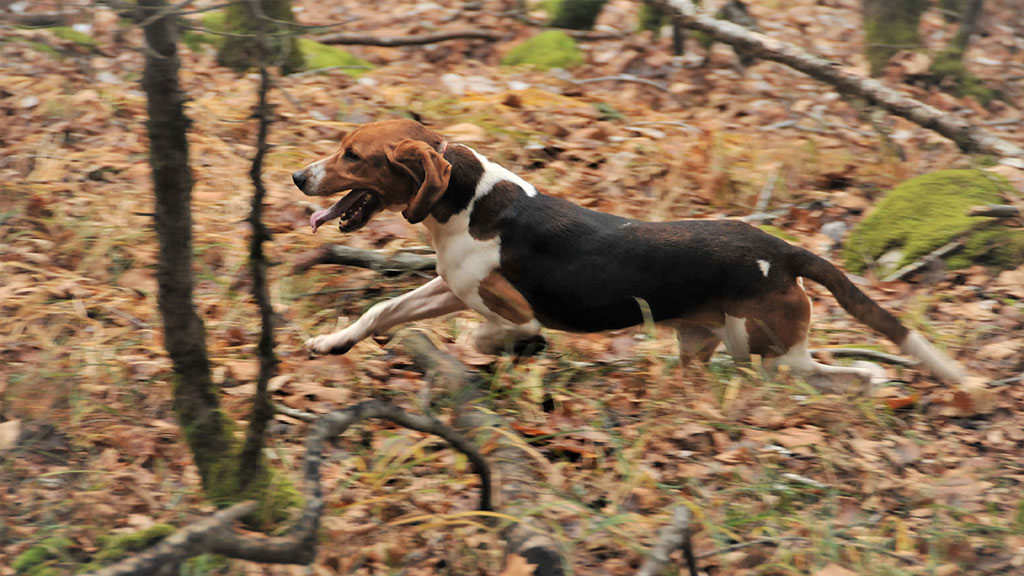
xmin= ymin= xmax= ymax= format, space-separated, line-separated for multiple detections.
xmin=12 ymin=536 xmax=74 ymax=575
xmin=296 ymin=39 xmax=373 ymax=76
xmin=93 ymin=524 xmax=176 ymax=564
xmin=51 ymin=26 xmax=97 ymax=49
xmin=843 ymin=169 xmax=1021 ymax=273
xmin=501 ymin=31 xmax=583 ymax=70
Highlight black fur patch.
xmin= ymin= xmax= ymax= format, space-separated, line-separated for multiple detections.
xmin=431 ymin=145 xmax=482 ymax=223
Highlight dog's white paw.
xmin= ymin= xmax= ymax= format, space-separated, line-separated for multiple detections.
xmin=305 ymin=334 xmax=353 ymax=356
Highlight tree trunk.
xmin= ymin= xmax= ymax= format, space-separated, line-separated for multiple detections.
xmin=140 ymin=0 xmax=238 ymax=497
xmin=548 ymin=0 xmax=607 ymax=30
xmin=218 ymin=0 xmax=304 ymax=74
xmin=861 ymin=0 xmax=928 ymax=76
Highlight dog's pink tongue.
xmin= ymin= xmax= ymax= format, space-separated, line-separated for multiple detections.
xmin=309 ymin=198 xmax=349 ymax=233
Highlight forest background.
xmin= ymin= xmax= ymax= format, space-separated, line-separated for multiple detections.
xmin=1 ymin=0 xmax=1023 ymax=574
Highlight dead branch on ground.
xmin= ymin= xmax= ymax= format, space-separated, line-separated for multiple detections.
xmin=85 ymin=400 xmax=492 ymax=575
xmin=968 ymin=204 xmax=1020 ymax=218
xmin=314 ymin=29 xmax=501 ymax=47
xmin=652 ymin=0 xmax=1024 ymax=159
xmin=399 ymin=331 xmax=569 ymax=576
xmin=637 ymin=506 xmax=697 ymax=576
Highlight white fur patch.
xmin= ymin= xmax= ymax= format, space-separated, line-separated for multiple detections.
xmin=468 ymin=148 xmax=538 ymax=198
xmin=304 ymin=158 xmax=327 ymax=194
xmin=720 ymin=314 xmax=750 ymax=361
xmin=757 ymin=259 xmax=771 ymax=277
xmin=900 ymin=331 xmax=965 ymax=383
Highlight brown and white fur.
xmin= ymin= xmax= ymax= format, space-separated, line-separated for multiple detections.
xmin=292 ymin=119 xmax=966 ymax=390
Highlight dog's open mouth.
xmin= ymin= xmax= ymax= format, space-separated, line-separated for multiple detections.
xmin=309 ymin=189 xmax=382 ymax=233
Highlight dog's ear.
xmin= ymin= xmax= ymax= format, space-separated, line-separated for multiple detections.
xmin=390 ymin=139 xmax=451 ymax=224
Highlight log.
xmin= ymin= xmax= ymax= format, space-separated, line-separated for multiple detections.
xmin=292 ymin=244 xmax=436 ymax=274
xmin=651 ymin=0 xmax=1024 ymax=159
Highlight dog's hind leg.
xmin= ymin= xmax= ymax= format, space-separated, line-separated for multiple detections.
xmin=306 ymin=276 xmax=467 ymax=355
xmin=675 ymin=324 xmax=722 ymax=369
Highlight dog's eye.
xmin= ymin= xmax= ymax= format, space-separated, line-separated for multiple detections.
xmin=343 ymin=149 xmax=360 ymax=162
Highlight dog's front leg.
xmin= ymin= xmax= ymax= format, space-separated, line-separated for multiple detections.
xmin=306 ymin=276 xmax=467 ymax=355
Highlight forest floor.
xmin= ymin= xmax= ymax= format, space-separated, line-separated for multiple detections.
xmin=2 ymin=0 xmax=1024 ymax=574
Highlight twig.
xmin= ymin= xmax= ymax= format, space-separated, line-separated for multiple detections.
xmin=273 ymin=402 xmax=318 ymax=422
xmin=697 ymin=536 xmax=809 ymax=559
xmin=810 ymin=347 xmax=919 ymax=367
xmin=314 ymin=28 xmax=501 ymax=47
xmin=968 ymin=204 xmax=1020 ymax=218
xmin=881 ymin=239 xmax=965 ymax=282
xmin=572 ymin=74 xmax=670 ymax=92
xmin=292 ymin=244 xmax=436 ymax=274
xmin=636 ymin=506 xmax=697 ymax=576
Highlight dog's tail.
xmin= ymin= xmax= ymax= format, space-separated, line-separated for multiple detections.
xmin=789 ymin=248 xmax=966 ymax=384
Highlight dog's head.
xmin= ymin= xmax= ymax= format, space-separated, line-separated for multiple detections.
xmin=292 ymin=119 xmax=452 ymax=232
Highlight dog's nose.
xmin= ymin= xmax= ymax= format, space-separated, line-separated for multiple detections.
xmin=292 ymin=170 xmax=307 ymax=190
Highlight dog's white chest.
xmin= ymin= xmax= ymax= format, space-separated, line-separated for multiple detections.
xmin=424 ymin=212 xmax=501 ymax=312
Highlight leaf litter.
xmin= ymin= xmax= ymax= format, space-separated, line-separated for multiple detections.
xmin=1 ymin=0 xmax=1023 ymax=574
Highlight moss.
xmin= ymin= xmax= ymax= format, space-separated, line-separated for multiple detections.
xmin=93 ymin=524 xmax=176 ymax=563
xmin=13 ymin=536 xmax=74 ymax=574
xmin=637 ymin=3 xmax=667 ymax=33
xmin=51 ymin=26 xmax=97 ymax=49
xmin=929 ymin=48 xmax=995 ymax=105
xmin=183 ymin=10 xmax=228 ymax=51
xmin=547 ymin=0 xmax=607 ymax=30
xmin=296 ymin=39 xmax=373 ymax=76
xmin=501 ymin=31 xmax=582 ymax=70
xmin=843 ymin=169 xmax=1020 ymax=274
xmin=217 ymin=0 xmax=305 ymax=74
xmin=861 ymin=0 xmax=927 ymax=76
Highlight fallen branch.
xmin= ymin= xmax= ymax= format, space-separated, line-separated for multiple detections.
xmin=6 ymin=12 xmax=68 ymax=26
xmin=86 ymin=400 xmax=492 ymax=575
xmin=399 ymin=331 xmax=568 ymax=576
xmin=968 ymin=204 xmax=1020 ymax=218
xmin=810 ymin=347 xmax=919 ymax=367
xmin=292 ymin=244 xmax=436 ymax=274
xmin=636 ymin=506 xmax=697 ymax=576
xmin=652 ymin=0 xmax=1024 ymax=159
xmin=88 ymin=502 xmax=257 ymax=576
xmin=314 ymin=29 xmax=501 ymax=47
xmin=572 ymin=74 xmax=670 ymax=92
xmin=881 ymin=239 xmax=964 ymax=282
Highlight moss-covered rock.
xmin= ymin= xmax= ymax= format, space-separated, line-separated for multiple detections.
xmin=843 ymin=169 xmax=1022 ymax=274
xmin=297 ymin=39 xmax=373 ymax=76
xmin=862 ymin=0 xmax=928 ymax=76
xmin=501 ymin=31 xmax=582 ymax=70
xmin=217 ymin=0 xmax=305 ymax=74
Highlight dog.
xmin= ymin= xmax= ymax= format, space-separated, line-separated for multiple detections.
xmin=292 ymin=119 xmax=966 ymax=390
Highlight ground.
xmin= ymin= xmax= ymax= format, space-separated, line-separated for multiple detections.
xmin=1 ymin=0 xmax=1023 ymax=575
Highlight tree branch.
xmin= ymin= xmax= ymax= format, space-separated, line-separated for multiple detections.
xmin=636 ymin=506 xmax=697 ymax=576
xmin=313 ymin=29 xmax=501 ymax=47
xmin=652 ymin=0 xmax=1024 ymax=159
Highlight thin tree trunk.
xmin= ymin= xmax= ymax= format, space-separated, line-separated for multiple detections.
xmin=140 ymin=0 xmax=234 ymax=494
xmin=861 ymin=0 xmax=928 ymax=76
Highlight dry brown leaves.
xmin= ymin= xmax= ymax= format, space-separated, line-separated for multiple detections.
xmin=2 ymin=0 xmax=1023 ymax=574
